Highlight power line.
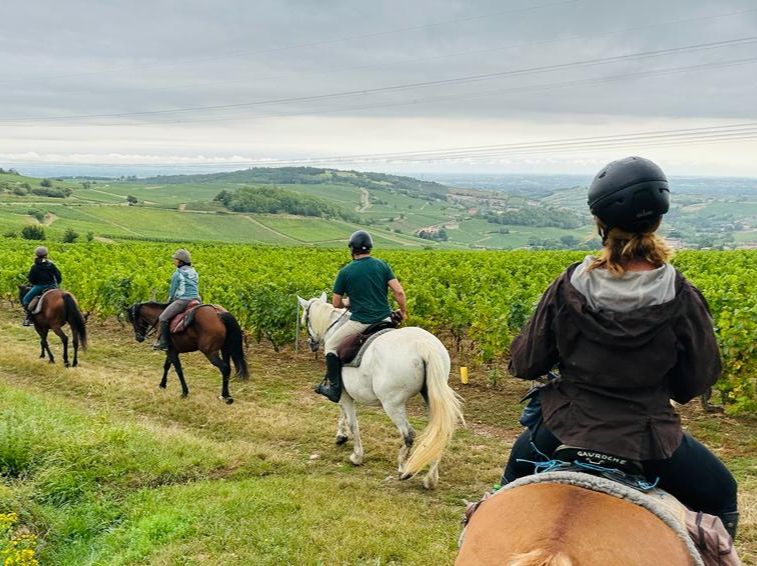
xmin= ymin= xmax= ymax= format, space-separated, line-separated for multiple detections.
xmin=3 ymin=35 xmax=754 ymax=124
xmin=24 ymin=6 xmax=757 ymax=99
xmin=8 ymin=122 xmax=757 ymax=168
xmin=22 ymin=54 xmax=756 ymax=129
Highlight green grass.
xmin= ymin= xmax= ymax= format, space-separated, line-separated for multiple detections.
xmin=0 ymin=306 xmax=754 ymax=564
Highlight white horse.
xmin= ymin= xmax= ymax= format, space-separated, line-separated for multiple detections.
xmin=298 ymin=293 xmax=464 ymax=489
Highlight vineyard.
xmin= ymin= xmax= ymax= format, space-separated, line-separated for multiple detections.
xmin=0 ymin=241 xmax=754 ymax=411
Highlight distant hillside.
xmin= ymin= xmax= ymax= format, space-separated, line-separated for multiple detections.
xmin=141 ymin=167 xmax=449 ymax=197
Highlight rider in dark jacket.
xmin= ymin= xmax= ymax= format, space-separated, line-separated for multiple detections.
xmin=501 ymin=157 xmax=739 ymax=539
xmin=22 ymin=246 xmax=62 ymax=325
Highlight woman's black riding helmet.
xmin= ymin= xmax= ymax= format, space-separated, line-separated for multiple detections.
xmin=588 ymin=156 xmax=670 ymax=239
xmin=348 ymin=230 xmax=373 ymax=252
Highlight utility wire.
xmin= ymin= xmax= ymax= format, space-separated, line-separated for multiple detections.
xmin=2 ymin=35 xmax=755 ymax=124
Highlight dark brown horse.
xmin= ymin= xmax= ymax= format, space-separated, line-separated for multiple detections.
xmin=126 ymin=302 xmax=248 ymax=403
xmin=457 ymin=483 xmax=696 ymax=565
xmin=18 ymin=286 xmax=87 ymax=367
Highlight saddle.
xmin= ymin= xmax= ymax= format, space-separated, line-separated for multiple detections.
xmin=169 ymin=301 xmax=226 ymax=334
xmin=29 ymin=288 xmax=58 ymax=314
xmin=337 ymin=314 xmax=401 ymax=366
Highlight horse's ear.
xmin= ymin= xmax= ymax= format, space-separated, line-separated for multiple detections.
xmin=319 ymin=292 xmax=327 ymax=302
xmin=297 ymin=296 xmax=308 ymax=309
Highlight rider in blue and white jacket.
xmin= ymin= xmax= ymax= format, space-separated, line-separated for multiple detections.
xmin=154 ymin=249 xmax=200 ymax=351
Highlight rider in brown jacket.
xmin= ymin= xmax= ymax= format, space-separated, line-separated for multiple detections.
xmin=501 ymin=157 xmax=738 ymax=539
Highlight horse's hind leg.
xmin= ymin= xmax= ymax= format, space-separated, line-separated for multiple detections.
xmin=335 ymin=405 xmax=350 ymax=445
xmin=170 ymin=352 xmax=190 ymax=397
xmin=384 ymin=402 xmax=416 ymax=474
xmin=72 ymin=332 xmax=79 ymax=367
xmin=423 ymin=460 xmax=440 ymax=490
xmin=159 ymin=356 xmax=172 ymax=389
xmin=207 ymin=353 xmax=233 ymax=405
xmin=52 ymin=327 xmax=69 ymax=367
xmin=340 ymin=396 xmax=363 ymax=465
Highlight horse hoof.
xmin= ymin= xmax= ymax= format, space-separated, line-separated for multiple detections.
xmin=48 ymin=360 xmax=55 ymax=364
xmin=159 ymin=383 xmax=167 ymax=389
xmin=399 ymin=472 xmax=413 ymax=481
xmin=181 ymin=393 xmax=189 ymax=399
xmin=335 ymin=435 xmax=349 ymax=445
xmin=64 ymin=362 xmax=70 ymax=368
xmin=422 ymin=477 xmax=437 ymax=490
xmin=221 ymin=396 xmax=234 ymax=405
xmin=349 ymin=454 xmax=363 ymax=466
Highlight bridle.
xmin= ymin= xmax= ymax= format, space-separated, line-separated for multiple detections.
xmin=129 ymin=303 xmax=159 ymax=342
xmin=303 ymin=300 xmax=349 ymax=352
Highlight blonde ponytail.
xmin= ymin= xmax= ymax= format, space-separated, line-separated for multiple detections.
xmin=588 ymin=218 xmax=673 ymax=277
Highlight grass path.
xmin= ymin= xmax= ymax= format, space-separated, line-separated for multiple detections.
xmin=0 ymin=307 xmax=754 ymax=564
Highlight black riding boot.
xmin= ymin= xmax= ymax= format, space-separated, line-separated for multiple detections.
xmin=22 ymin=307 xmax=32 ymax=327
xmin=154 ymin=321 xmax=171 ymax=351
xmin=718 ymin=511 xmax=739 ymax=540
xmin=315 ymin=353 xmax=342 ymax=403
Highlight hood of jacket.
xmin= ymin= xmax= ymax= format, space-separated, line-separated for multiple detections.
xmin=560 ymin=259 xmax=685 ymax=351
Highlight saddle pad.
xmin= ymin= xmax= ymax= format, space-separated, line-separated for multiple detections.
xmin=343 ymin=328 xmax=394 ymax=368
xmin=494 ymin=472 xmax=703 ymax=565
xmin=30 ymin=288 xmax=58 ymax=314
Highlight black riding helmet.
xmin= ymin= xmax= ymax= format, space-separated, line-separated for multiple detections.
xmin=588 ymin=156 xmax=670 ymax=236
xmin=348 ymin=230 xmax=373 ymax=252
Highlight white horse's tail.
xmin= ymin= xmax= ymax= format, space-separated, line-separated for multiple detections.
xmin=402 ymin=339 xmax=464 ymax=478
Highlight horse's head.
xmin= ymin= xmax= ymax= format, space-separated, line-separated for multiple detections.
xmin=297 ymin=292 xmax=332 ymax=352
xmin=126 ymin=302 xmax=161 ymax=342
xmin=18 ymin=285 xmax=30 ymax=304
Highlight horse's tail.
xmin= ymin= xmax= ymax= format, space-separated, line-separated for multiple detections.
xmin=402 ymin=338 xmax=464 ymax=479
xmin=220 ymin=312 xmax=248 ymax=379
xmin=506 ymin=550 xmax=574 ymax=566
xmin=63 ymin=293 xmax=87 ymax=350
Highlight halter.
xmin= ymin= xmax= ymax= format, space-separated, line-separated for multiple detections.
xmin=130 ymin=303 xmax=159 ymax=342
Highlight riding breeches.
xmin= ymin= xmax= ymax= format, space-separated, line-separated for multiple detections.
xmin=501 ymin=423 xmax=738 ymax=516
xmin=324 ymin=320 xmax=370 ymax=356
xmin=158 ymin=299 xmax=192 ymax=322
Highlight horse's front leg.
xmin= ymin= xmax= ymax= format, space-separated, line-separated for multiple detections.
xmin=159 ymin=356 xmax=172 ymax=389
xmin=335 ymin=404 xmax=350 ymax=445
xmin=340 ymin=396 xmax=363 ymax=465
xmin=207 ymin=353 xmax=233 ymax=405
xmin=52 ymin=327 xmax=69 ymax=367
xmin=38 ymin=328 xmax=54 ymax=363
xmin=170 ymin=352 xmax=190 ymax=397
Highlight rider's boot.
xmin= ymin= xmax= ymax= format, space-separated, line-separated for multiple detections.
xmin=718 ymin=511 xmax=739 ymax=540
xmin=22 ymin=307 xmax=32 ymax=327
xmin=153 ymin=321 xmax=171 ymax=351
xmin=315 ymin=353 xmax=342 ymax=403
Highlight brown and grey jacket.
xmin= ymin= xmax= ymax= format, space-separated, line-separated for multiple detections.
xmin=509 ymin=261 xmax=721 ymax=461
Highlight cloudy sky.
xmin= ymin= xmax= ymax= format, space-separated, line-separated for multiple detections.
xmin=2 ymin=0 xmax=757 ymax=176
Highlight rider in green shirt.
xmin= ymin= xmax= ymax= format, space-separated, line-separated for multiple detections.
xmin=315 ymin=230 xmax=407 ymax=402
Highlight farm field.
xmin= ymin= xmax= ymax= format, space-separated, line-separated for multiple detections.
xmin=0 ymin=307 xmax=754 ymax=564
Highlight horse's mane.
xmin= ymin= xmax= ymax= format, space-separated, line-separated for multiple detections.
xmin=309 ymin=299 xmax=347 ymax=335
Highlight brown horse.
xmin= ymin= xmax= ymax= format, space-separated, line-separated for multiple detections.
xmin=126 ymin=302 xmax=248 ymax=404
xmin=457 ymin=483 xmax=695 ymax=566
xmin=18 ymin=286 xmax=87 ymax=367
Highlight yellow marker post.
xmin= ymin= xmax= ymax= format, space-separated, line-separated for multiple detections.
xmin=460 ymin=366 xmax=469 ymax=384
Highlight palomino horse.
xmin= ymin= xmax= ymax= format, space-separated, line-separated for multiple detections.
xmin=127 ymin=302 xmax=248 ymax=404
xmin=298 ymin=293 xmax=464 ymax=489
xmin=18 ymin=286 xmax=87 ymax=367
xmin=457 ymin=483 xmax=695 ymax=566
